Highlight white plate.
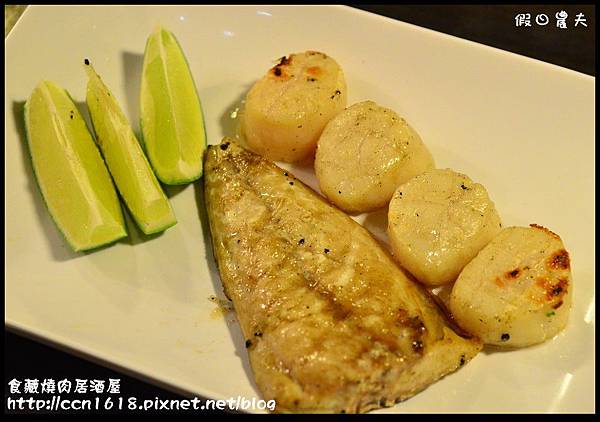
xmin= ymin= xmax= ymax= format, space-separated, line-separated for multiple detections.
xmin=5 ymin=5 xmax=595 ymax=413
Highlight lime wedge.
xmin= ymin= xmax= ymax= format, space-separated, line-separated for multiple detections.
xmin=140 ymin=26 xmax=206 ymax=184
xmin=24 ymin=81 xmax=127 ymax=252
xmin=84 ymin=61 xmax=177 ymax=234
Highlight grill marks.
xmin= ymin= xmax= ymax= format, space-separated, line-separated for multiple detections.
xmin=271 ymin=54 xmax=293 ymax=79
xmin=536 ymin=276 xmax=569 ymax=307
xmin=548 ymin=249 xmax=570 ymax=271
xmin=270 ymin=53 xmax=328 ymax=84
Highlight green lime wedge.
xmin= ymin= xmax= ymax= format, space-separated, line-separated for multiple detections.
xmin=84 ymin=60 xmax=177 ymax=235
xmin=140 ymin=26 xmax=206 ymax=185
xmin=24 ymin=81 xmax=127 ymax=252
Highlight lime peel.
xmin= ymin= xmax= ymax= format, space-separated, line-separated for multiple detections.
xmin=24 ymin=80 xmax=127 ymax=252
xmin=85 ymin=60 xmax=177 ymax=234
xmin=140 ymin=26 xmax=207 ymax=185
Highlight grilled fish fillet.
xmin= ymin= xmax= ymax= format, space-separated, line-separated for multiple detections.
xmin=204 ymin=138 xmax=482 ymax=413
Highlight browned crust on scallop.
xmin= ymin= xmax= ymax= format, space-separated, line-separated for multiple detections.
xmin=529 ymin=223 xmax=561 ymax=240
xmin=548 ymin=249 xmax=570 ymax=271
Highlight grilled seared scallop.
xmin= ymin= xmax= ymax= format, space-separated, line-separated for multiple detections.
xmin=315 ymin=101 xmax=434 ymax=213
xmin=388 ymin=169 xmax=502 ymax=286
xmin=241 ymin=51 xmax=347 ymax=162
xmin=450 ymin=225 xmax=573 ymax=348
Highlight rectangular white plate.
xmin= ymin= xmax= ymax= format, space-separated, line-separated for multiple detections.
xmin=5 ymin=5 xmax=595 ymax=413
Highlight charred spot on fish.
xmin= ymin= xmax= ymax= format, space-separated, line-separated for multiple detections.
xmin=506 ymin=268 xmax=521 ymax=279
xmin=284 ymin=172 xmax=288 ymax=176
xmin=324 ymin=248 xmax=330 ymax=254
xmin=289 ymin=182 xmax=294 ymax=186
xmin=501 ymin=333 xmax=510 ymax=342
xmin=412 ymin=317 xmax=426 ymax=333
xmin=220 ymin=142 xmax=230 ymax=151
xmin=552 ymin=300 xmax=564 ymax=309
xmin=460 ymin=183 xmax=470 ymax=190
xmin=548 ymin=249 xmax=570 ymax=270
xmin=396 ymin=311 xmax=426 ymax=353
xmin=245 ymin=339 xmax=253 ymax=348
xmin=552 ymin=286 xmax=563 ymax=296
xmin=298 ymin=238 xmax=305 ymax=245
xmin=459 ymin=354 xmax=466 ymax=367
xmin=332 ymin=307 xmax=351 ymax=321
xmin=412 ymin=340 xmax=424 ymax=353
xmin=273 ymin=67 xmax=282 ymax=77
xmin=307 ymin=77 xmax=317 ymax=82
xmin=84 ymin=58 xmax=90 ymax=65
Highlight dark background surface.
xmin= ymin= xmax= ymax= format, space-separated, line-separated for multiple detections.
xmin=356 ymin=5 xmax=595 ymax=76
xmin=5 ymin=4 xmax=595 ymax=414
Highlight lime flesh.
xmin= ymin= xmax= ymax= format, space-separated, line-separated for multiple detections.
xmin=85 ymin=61 xmax=177 ymax=234
xmin=140 ymin=26 xmax=206 ymax=185
xmin=24 ymin=81 xmax=127 ymax=252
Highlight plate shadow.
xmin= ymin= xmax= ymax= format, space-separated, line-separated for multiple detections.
xmin=219 ymin=82 xmax=254 ymax=143
xmin=162 ymin=183 xmax=189 ymax=199
xmin=122 ymin=51 xmax=144 ymax=137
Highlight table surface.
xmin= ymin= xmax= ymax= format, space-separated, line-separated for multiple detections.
xmin=4 ymin=4 xmax=595 ymax=413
